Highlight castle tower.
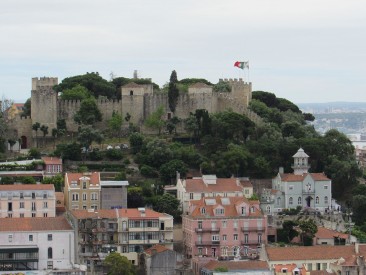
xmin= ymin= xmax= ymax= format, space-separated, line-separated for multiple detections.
xmin=31 ymin=77 xmax=58 ymax=135
xmin=226 ymin=78 xmax=252 ymax=107
xmin=292 ymin=148 xmax=310 ymax=175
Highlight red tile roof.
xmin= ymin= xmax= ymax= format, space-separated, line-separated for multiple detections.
xmin=0 ymin=216 xmax=72 ymax=231
xmin=65 ymin=172 xmax=100 ymax=186
xmin=240 ymin=180 xmax=253 ymax=188
xmin=315 ymin=227 xmax=349 ymax=240
xmin=203 ymin=260 xmax=269 ymax=271
xmin=0 ymin=184 xmax=54 ymax=191
xmin=70 ymin=208 xmax=167 ymax=219
xmin=266 ymin=245 xmax=355 ymax=261
xmin=280 ymin=173 xmax=330 ymax=182
xmin=189 ymin=196 xmax=263 ymax=218
xmin=144 ymin=244 xmax=171 ymax=255
xmin=274 ymin=263 xmax=297 ymax=272
xmin=185 ymin=178 xmax=242 ymax=193
xmin=42 ymin=156 xmax=62 ymax=165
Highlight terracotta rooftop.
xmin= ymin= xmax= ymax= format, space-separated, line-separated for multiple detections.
xmin=65 ymin=172 xmax=100 ymax=186
xmin=144 ymin=244 xmax=171 ymax=255
xmin=203 ymin=260 xmax=269 ymax=271
xmin=0 ymin=184 xmax=54 ymax=191
xmin=266 ymin=245 xmax=356 ymax=261
xmin=42 ymin=156 xmax=62 ymax=165
xmin=280 ymin=173 xmax=330 ymax=182
xmin=189 ymin=196 xmax=263 ymax=218
xmin=71 ymin=208 xmax=167 ymax=220
xmin=184 ymin=178 xmax=242 ymax=193
xmin=240 ymin=180 xmax=253 ymax=188
xmin=273 ymin=263 xmax=298 ymax=272
xmin=315 ymin=227 xmax=349 ymax=240
xmin=0 ymin=216 xmax=72 ymax=231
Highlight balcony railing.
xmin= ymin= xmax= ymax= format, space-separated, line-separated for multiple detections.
xmin=241 ymin=227 xmax=265 ymax=232
xmin=195 ymin=228 xmax=220 ymax=233
xmin=195 ymin=241 xmax=220 ymax=246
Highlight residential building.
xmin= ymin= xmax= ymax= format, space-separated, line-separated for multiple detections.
xmin=200 ymin=260 xmax=270 ymax=275
xmin=183 ymin=196 xmax=267 ymax=260
xmin=240 ymin=178 xmax=254 ymax=199
xmin=330 ymin=254 xmax=366 ymax=275
xmin=0 ymin=184 xmax=56 ymax=218
xmin=261 ymin=244 xmax=366 ymax=272
xmin=68 ymin=208 xmax=173 ymax=274
xmin=260 ymin=148 xmax=332 ymax=214
xmin=0 ymin=216 xmax=80 ymax=273
xmin=42 ymin=156 xmax=62 ymax=177
xmin=177 ymin=174 xmax=244 ymax=213
xmin=64 ymin=172 xmax=101 ymax=211
xmin=100 ymin=180 xmax=128 ymax=209
xmin=142 ymin=244 xmax=177 ymax=275
xmin=314 ymin=227 xmax=355 ymax=246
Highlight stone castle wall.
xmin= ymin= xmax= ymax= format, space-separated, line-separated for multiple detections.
xmin=13 ymin=77 xmax=260 ymax=147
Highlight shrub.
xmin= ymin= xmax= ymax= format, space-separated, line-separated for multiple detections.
xmin=105 ymin=149 xmax=123 ymax=160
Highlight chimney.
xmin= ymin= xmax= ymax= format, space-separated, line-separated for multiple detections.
xmin=356 ymin=242 xmax=360 ymax=254
xmin=279 ymin=167 xmax=284 ymax=174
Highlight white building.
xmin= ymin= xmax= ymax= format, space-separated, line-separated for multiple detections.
xmin=260 ymin=148 xmax=332 ymax=214
xmin=0 ymin=216 xmax=81 ymax=274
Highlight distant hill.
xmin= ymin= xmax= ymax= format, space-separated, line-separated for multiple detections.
xmin=298 ymin=102 xmax=366 ymax=114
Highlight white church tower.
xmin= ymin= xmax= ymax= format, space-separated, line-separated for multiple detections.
xmin=292 ymin=148 xmax=310 ymax=175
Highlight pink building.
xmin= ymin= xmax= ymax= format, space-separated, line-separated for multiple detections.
xmin=42 ymin=156 xmax=62 ymax=177
xmin=183 ymin=196 xmax=267 ymax=260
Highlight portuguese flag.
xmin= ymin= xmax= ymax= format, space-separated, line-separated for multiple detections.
xmin=234 ymin=61 xmax=249 ymax=69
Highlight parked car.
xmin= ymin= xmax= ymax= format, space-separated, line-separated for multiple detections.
xmin=106 ymin=145 xmax=113 ymax=150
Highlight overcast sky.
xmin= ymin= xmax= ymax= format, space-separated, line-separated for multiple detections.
xmin=1 ymin=0 xmax=365 ymax=103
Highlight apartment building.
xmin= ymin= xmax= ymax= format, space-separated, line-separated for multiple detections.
xmin=42 ymin=156 xmax=62 ymax=177
xmin=0 ymin=216 xmax=79 ymax=273
xmin=64 ymin=172 xmax=101 ymax=211
xmin=0 ymin=184 xmax=56 ymax=218
xmin=68 ymin=208 xmax=173 ymax=274
xmin=183 ymin=196 xmax=267 ymax=260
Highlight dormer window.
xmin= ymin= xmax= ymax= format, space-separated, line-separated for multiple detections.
xmin=215 ymin=208 xmax=224 ymax=215
xmin=201 ymin=207 xmax=206 ymax=214
xmin=241 ymin=207 xmax=246 ymax=215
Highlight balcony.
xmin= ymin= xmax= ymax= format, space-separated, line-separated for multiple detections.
xmin=195 ymin=228 xmax=220 ymax=233
xmin=241 ymin=240 xmax=260 ymax=245
xmin=241 ymin=227 xmax=265 ymax=232
xmin=195 ymin=241 xmax=220 ymax=246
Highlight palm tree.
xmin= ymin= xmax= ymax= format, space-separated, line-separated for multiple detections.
xmin=51 ymin=128 xmax=58 ymax=149
xmin=32 ymin=122 xmax=40 ymax=148
xmin=40 ymin=125 xmax=48 ymax=147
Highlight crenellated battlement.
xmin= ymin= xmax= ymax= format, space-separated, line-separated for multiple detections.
xmin=219 ymin=78 xmax=250 ymax=85
xmin=32 ymin=77 xmax=58 ymax=90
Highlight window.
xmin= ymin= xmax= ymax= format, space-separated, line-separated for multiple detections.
xmin=8 ymin=234 xmax=13 ymax=242
xmin=82 ymin=193 xmax=87 ymax=201
xmin=233 ymin=220 xmax=238 ymax=229
xmin=289 ymin=197 xmax=293 ymax=205
xmin=29 ymin=235 xmax=33 ymax=242
xmin=198 ymin=221 xmax=202 ymax=229
xmin=211 ymin=221 xmax=216 ymax=229
xmin=223 ymin=234 xmax=227 ymax=241
xmin=130 ymin=90 xmax=133 ymax=96
xmin=19 ymin=202 xmax=24 ymax=209
xmin=233 ymin=234 xmax=238 ymax=240
xmin=241 ymin=207 xmax=246 ymax=215
xmin=215 ymin=208 xmax=224 ymax=215
xmin=72 ymin=193 xmax=79 ymax=201
xmin=48 ymin=247 xmax=53 ymax=259
xmin=32 ymin=192 xmax=35 ymax=199
xmin=83 ymin=205 xmax=87 ymax=209
xmin=47 ymin=261 xmax=53 ymax=269
xmin=189 ymin=193 xmax=193 ymax=199
xmin=289 ymin=185 xmax=294 ymax=191
xmin=83 ymin=182 xmax=87 ymax=189
xmin=315 ymin=196 xmax=319 ymax=204
xmin=43 ymin=202 xmax=48 ymax=208
xmin=222 ymin=221 xmax=227 ymax=228
xmin=43 ymin=213 xmax=48 ymax=217
xmin=43 ymin=193 xmax=47 ymax=199
xmin=212 ymin=235 xmax=219 ymax=241
xmin=324 ymin=196 xmax=329 ymax=204
xmin=201 ymin=208 xmax=206 ymax=214
xmin=91 ymin=193 xmax=98 ymax=201
xmin=298 ymin=197 xmax=302 ymax=205
xmin=20 ymin=192 xmax=24 ymax=199
xmin=48 ymin=234 xmax=53 ymax=241
xmin=316 ymin=263 xmax=321 ymax=270
xmin=31 ymin=202 xmax=36 ymax=211
xmin=32 ymin=213 xmax=36 ymax=217
xmin=198 ymin=248 xmax=202 ymax=255
xmin=324 ymin=185 xmax=328 ymax=190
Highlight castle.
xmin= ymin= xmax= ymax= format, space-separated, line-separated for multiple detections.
xmin=10 ymin=76 xmax=261 ymax=149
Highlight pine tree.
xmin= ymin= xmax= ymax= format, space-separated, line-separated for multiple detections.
xmin=168 ymin=70 xmax=179 ymax=113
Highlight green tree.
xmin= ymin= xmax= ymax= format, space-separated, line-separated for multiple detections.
xmin=153 ymin=194 xmax=182 ymax=219
xmin=299 ymin=219 xmax=318 ymax=246
xmin=214 ymin=266 xmax=228 ymax=272
xmin=40 ymin=125 xmax=48 ymax=146
xmin=18 ymin=176 xmax=36 ymax=184
xmin=103 ymin=252 xmax=135 ymax=275
xmin=21 ymin=98 xmax=31 ymax=117
xmin=57 ymin=119 xmax=67 ymax=134
xmin=42 ymin=174 xmax=63 ymax=191
xmin=144 ymin=106 xmax=165 ymax=135
xmin=159 ymin=159 xmax=187 ymax=184
xmin=32 ymin=122 xmax=40 ymax=148
xmin=277 ymin=220 xmax=299 ymax=243
xmin=127 ymin=187 xmax=145 ymax=208
xmin=60 ymin=84 xmax=90 ymax=100
xmin=74 ymin=97 xmax=102 ymax=125
xmin=28 ymin=147 xmax=41 ymax=158
xmin=129 ymin=132 xmax=144 ymax=154
xmin=51 ymin=128 xmax=58 ymax=148
xmin=143 ymin=139 xmax=173 ymax=168
xmin=168 ymin=70 xmax=179 ymax=113
xmin=77 ymin=125 xmax=104 ymax=150
xmin=54 ymin=143 xmax=82 ymax=161
xmin=108 ymin=111 xmax=123 ymax=141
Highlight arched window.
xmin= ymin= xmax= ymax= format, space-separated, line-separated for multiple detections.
xmin=324 ymin=196 xmax=329 ymax=204
xmin=233 ymin=246 xmax=240 ymax=257
xmin=201 ymin=207 xmax=206 ymax=214
xmin=266 ymin=205 xmax=271 ymax=214
xmin=48 ymin=247 xmax=52 ymax=259
xmin=289 ymin=197 xmax=293 ymax=205
xmin=298 ymin=197 xmax=302 ymax=205
xmin=315 ymin=196 xmax=319 ymax=204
